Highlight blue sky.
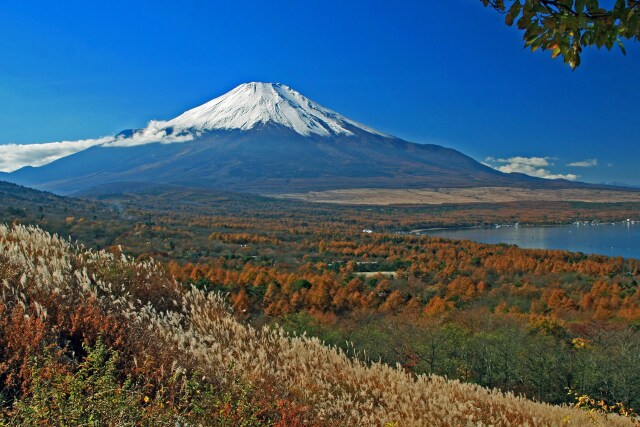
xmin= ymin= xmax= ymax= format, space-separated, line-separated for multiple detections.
xmin=1 ymin=0 xmax=638 ymax=185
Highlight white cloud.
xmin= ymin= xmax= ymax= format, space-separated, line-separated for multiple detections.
xmin=106 ymin=120 xmax=197 ymax=148
xmin=566 ymin=158 xmax=598 ymax=167
xmin=485 ymin=156 xmax=578 ymax=181
xmin=497 ymin=156 xmax=550 ymax=167
xmin=0 ymin=121 xmax=198 ymax=172
xmin=0 ymin=137 xmax=113 ymax=172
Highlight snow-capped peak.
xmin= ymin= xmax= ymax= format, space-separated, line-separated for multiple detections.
xmin=165 ymin=82 xmax=387 ymax=137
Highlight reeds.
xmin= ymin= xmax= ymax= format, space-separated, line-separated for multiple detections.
xmin=1 ymin=224 xmax=634 ymax=426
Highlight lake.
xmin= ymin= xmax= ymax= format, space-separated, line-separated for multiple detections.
xmin=420 ymin=222 xmax=640 ymax=259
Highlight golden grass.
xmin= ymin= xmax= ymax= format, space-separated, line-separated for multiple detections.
xmin=1 ymin=224 xmax=636 ymax=426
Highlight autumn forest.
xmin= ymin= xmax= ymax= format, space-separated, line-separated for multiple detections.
xmin=1 ymin=181 xmax=639 ymax=425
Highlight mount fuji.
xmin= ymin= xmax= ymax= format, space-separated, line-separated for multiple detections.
xmin=5 ymin=82 xmax=570 ymax=195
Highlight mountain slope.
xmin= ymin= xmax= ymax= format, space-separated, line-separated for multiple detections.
xmin=4 ymin=82 xmax=576 ymax=195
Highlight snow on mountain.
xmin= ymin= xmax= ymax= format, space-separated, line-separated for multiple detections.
xmin=164 ymin=82 xmax=387 ymax=137
xmin=0 ymin=82 xmax=392 ymax=170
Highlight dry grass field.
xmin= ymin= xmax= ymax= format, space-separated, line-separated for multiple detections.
xmin=1 ymin=224 xmax=636 ymax=426
xmin=276 ymin=186 xmax=640 ymax=205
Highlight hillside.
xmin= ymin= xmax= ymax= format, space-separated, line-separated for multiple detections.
xmin=0 ymin=224 xmax=634 ymax=426
xmin=2 ymin=181 xmax=640 ymax=412
xmin=0 ymin=180 xmax=131 ymax=249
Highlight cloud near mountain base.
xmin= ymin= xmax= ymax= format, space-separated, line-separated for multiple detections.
xmin=0 ymin=137 xmax=114 ymax=172
xmin=0 ymin=122 xmax=196 ymax=172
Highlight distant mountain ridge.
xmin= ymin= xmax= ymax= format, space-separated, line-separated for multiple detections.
xmin=3 ymin=82 xmax=591 ymax=195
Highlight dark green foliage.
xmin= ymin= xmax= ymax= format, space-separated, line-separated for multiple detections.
xmin=291 ymin=279 xmax=312 ymax=292
xmin=4 ymin=342 xmax=152 ymax=426
xmin=1 ymin=341 xmax=273 ymax=426
xmin=483 ymin=0 xmax=640 ymax=68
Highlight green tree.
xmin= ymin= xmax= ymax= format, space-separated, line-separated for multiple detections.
xmin=483 ymin=0 xmax=640 ymax=68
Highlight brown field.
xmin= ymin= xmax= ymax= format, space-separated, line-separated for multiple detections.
xmin=275 ymin=186 xmax=640 ymax=205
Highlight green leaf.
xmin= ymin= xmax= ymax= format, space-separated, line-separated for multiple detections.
xmin=525 ymin=34 xmax=540 ymax=46
xmin=481 ymin=0 xmax=640 ymax=69
xmin=530 ymin=38 xmax=543 ymax=52
xmin=617 ymin=39 xmax=627 ymax=54
xmin=506 ymin=12 xmax=515 ymax=26
xmin=508 ymin=1 xmax=522 ymax=17
xmin=569 ymin=55 xmax=581 ymax=70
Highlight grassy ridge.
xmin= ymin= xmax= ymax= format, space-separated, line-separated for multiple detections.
xmin=0 ymin=224 xmax=635 ymax=426
xmin=2 ymin=180 xmax=640 ymax=411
